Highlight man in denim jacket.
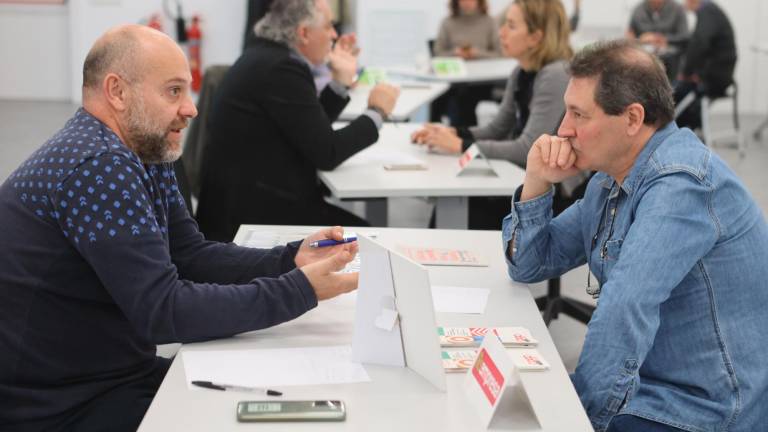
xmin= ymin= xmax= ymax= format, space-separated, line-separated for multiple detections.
xmin=503 ymin=40 xmax=768 ymax=432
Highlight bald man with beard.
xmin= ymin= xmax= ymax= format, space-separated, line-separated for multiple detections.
xmin=0 ymin=25 xmax=360 ymax=431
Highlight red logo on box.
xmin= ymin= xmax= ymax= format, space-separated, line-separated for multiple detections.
xmin=471 ymin=348 xmax=505 ymax=405
xmin=459 ymin=149 xmax=473 ymax=168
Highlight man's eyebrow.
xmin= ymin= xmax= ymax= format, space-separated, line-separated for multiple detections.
xmin=163 ymin=78 xmax=188 ymax=86
xmin=566 ymin=103 xmax=584 ymax=112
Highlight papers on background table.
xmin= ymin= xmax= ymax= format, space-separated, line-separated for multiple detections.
xmin=344 ymin=147 xmax=427 ymax=170
xmin=182 ymin=345 xmax=370 ymax=390
xmin=431 ymin=285 xmax=490 ymax=314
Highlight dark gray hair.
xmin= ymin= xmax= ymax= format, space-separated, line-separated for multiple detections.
xmin=82 ymin=28 xmax=141 ymax=92
xmin=569 ymin=39 xmax=674 ymax=127
xmin=254 ymin=0 xmax=322 ymax=47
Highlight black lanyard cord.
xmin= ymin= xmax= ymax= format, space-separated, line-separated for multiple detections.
xmin=587 ymin=185 xmax=619 ymax=298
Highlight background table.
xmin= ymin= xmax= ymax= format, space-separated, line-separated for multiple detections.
xmin=319 ymin=123 xmax=526 ymax=228
xmin=340 ymin=81 xmax=449 ymax=122
xmin=138 ymin=226 xmax=592 ymax=432
xmin=388 ymin=58 xmax=518 ymax=85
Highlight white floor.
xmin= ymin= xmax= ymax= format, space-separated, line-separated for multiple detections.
xmin=1 ymin=99 xmax=766 ymax=370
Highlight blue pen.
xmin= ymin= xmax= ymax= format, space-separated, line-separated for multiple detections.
xmin=309 ymin=236 xmax=357 ymax=248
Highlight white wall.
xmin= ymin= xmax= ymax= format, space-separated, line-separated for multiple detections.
xmin=0 ymin=3 xmax=70 ymax=100
xmin=2 ymin=0 xmax=768 ymax=114
xmin=354 ymin=0 xmax=768 ymax=114
xmin=68 ymin=0 xmax=246 ymax=104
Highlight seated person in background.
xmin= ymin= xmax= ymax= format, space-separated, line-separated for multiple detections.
xmin=196 ymin=0 xmax=400 ymax=241
xmin=674 ymin=0 xmax=737 ymax=131
xmin=0 ymin=24 xmax=359 ymax=432
xmin=504 ymin=40 xmax=768 ymax=432
xmin=626 ymin=0 xmax=689 ymax=78
xmin=431 ymin=0 xmax=502 ymax=127
xmin=434 ymin=0 xmax=501 ymax=59
xmin=626 ymin=0 xmax=688 ymax=50
xmin=415 ymin=0 xmax=584 ymax=229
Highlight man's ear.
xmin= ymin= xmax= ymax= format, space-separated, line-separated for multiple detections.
xmin=625 ymin=102 xmax=645 ymax=136
xmin=103 ymin=73 xmax=130 ymax=112
xmin=296 ymin=23 xmax=310 ymax=47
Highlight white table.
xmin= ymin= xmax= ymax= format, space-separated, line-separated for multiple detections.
xmin=389 ymin=58 xmax=517 ymax=84
xmin=320 ymin=123 xmax=526 ymax=228
xmin=340 ymin=81 xmax=450 ymax=122
xmin=137 ymin=226 xmax=592 ymax=432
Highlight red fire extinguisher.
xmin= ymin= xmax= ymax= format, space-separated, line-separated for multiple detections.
xmin=187 ymin=15 xmax=202 ymax=92
xmin=147 ymin=13 xmax=163 ymax=32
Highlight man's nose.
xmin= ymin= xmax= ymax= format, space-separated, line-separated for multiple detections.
xmin=558 ymin=113 xmax=575 ymax=137
xmin=180 ymin=95 xmax=198 ymax=119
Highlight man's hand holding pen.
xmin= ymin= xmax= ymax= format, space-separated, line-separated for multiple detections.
xmin=296 ymin=226 xmax=359 ymax=301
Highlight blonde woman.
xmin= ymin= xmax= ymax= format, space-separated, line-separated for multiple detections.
xmin=414 ymin=0 xmax=577 ymax=229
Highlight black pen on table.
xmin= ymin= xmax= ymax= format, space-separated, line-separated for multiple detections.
xmin=191 ymin=380 xmax=282 ymax=396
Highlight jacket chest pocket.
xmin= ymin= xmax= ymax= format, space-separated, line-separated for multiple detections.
xmin=600 ymin=238 xmax=624 ymax=280
xmin=603 ymin=238 xmax=623 ymax=261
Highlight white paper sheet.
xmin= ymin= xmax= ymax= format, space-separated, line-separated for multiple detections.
xmin=431 ymin=285 xmax=490 ymax=314
xmin=182 ymin=345 xmax=370 ymax=389
xmin=344 ymin=147 xmax=426 ymax=168
xmin=239 ymin=229 xmax=313 ymax=249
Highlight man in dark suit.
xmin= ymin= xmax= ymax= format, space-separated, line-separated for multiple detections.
xmin=197 ymin=0 xmax=399 ymax=241
xmin=673 ymin=0 xmax=736 ymax=130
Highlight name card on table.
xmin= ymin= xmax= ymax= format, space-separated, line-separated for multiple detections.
xmin=463 ymin=334 xmax=541 ymax=429
xmin=457 ymin=144 xmax=498 ymax=177
xmin=357 ymin=67 xmax=388 ymax=85
xmin=431 ymin=57 xmax=467 ymax=77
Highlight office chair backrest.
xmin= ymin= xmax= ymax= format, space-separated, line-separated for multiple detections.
xmin=182 ymin=64 xmax=231 ymax=202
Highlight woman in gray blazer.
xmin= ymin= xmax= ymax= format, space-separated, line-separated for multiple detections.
xmin=413 ymin=0 xmax=579 ymax=229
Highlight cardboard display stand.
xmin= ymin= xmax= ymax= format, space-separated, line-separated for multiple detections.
xmin=351 ymin=235 xmax=447 ymax=392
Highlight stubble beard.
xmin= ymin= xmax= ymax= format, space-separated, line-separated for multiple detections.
xmin=124 ymin=97 xmax=184 ymax=164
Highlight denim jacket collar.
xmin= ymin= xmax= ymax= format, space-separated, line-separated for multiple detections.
xmin=597 ymin=122 xmax=679 ymax=195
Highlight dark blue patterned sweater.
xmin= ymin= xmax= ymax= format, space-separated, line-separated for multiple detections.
xmin=0 ymin=108 xmax=317 ymax=427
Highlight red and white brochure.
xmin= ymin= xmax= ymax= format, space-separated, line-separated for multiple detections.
xmin=397 ymin=246 xmax=488 ymax=267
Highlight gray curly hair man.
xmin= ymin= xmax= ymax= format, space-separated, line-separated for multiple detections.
xmin=254 ymin=0 xmax=323 ymax=47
